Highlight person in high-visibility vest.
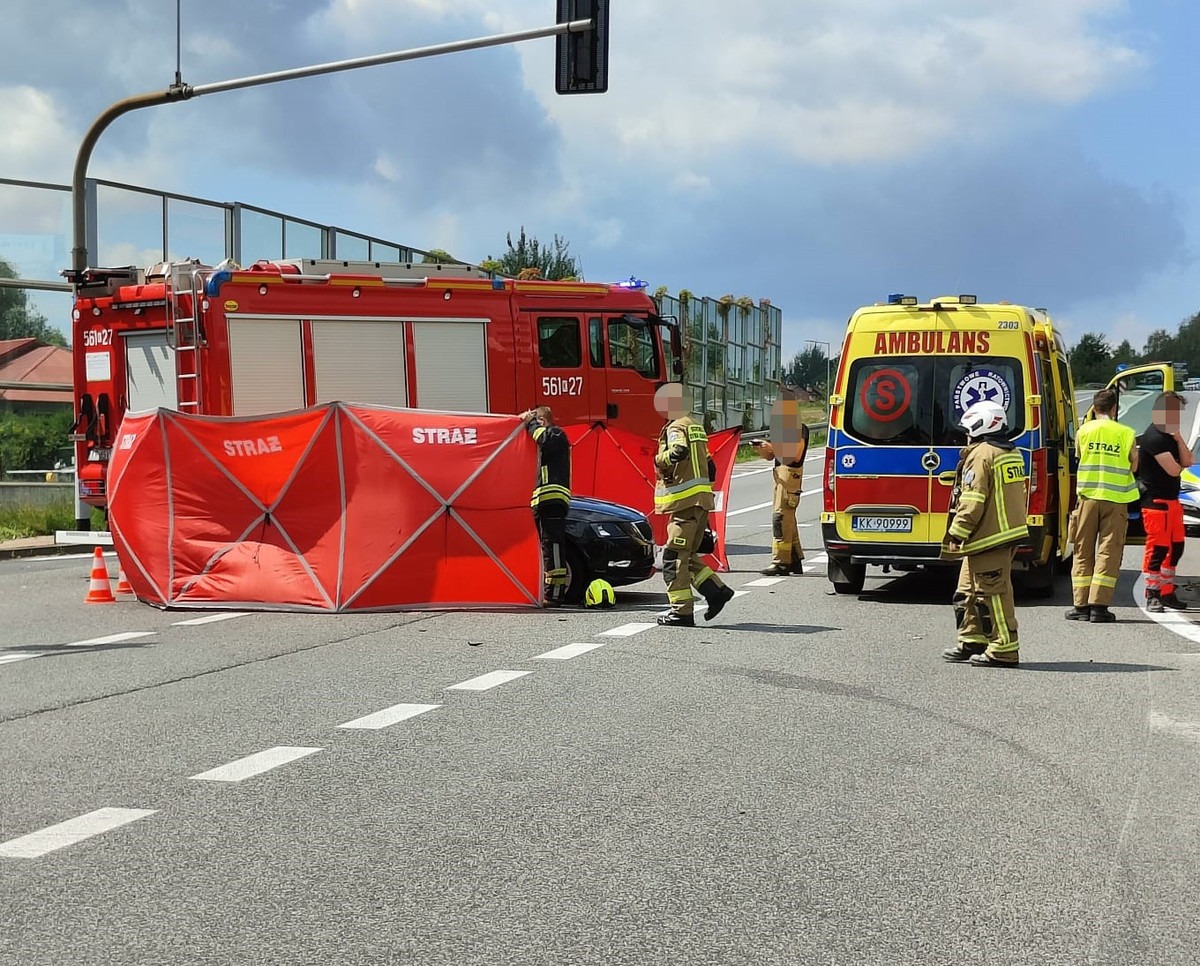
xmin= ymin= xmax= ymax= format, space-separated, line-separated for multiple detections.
xmin=1066 ymin=388 xmax=1139 ymax=623
xmin=520 ymin=406 xmax=571 ymax=607
xmin=940 ymin=400 xmax=1030 ymax=668
xmin=653 ymin=383 xmax=734 ymax=627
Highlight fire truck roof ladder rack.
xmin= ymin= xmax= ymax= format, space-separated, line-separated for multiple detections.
xmin=275 ymin=258 xmax=499 ymax=283
xmin=166 ymin=262 xmax=203 ymax=411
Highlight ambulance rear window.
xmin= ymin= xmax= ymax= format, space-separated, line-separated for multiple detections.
xmin=847 ymin=356 xmax=1025 ymax=446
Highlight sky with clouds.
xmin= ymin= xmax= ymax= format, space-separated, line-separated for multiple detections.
xmin=2 ymin=0 xmax=1198 ymax=365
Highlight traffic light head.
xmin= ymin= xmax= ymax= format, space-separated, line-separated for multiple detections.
xmin=556 ymin=0 xmax=609 ymax=95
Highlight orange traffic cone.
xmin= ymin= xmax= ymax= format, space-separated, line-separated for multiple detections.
xmin=85 ymin=547 xmax=116 ymax=604
xmin=116 ymin=565 xmax=133 ymax=596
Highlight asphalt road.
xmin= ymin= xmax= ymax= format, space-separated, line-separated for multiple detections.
xmin=2 ymin=455 xmax=1199 ymax=966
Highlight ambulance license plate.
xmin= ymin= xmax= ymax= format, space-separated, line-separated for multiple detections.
xmin=852 ymin=515 xmax=912 ymax=533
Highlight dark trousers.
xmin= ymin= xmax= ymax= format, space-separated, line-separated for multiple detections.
xmin=533 ymin=503 xmax=568 ymax=603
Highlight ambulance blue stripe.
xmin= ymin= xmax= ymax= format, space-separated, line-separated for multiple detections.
xmin=828 ymin=428 xmax=1038 ymax=476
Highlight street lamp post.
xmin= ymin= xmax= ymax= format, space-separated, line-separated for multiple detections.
xmin=63 ymin=12 xmax=599 ymax=530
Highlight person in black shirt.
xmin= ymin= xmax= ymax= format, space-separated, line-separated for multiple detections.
xmin=1136 ymin=392 xmax=1193 ymax=613
xmin=520 ymin=406 xmax=572 ymax=607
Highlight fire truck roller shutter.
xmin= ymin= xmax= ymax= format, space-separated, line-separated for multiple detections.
xmin=411 ymin=320 xmax=488 ymax=412
xmin=311 ymin=319 xmax=407 ymax=408
xmin=228 ymin=318 xmax=305 ymax=416
xmin=124 ymin=330 xmax=178 ymax=414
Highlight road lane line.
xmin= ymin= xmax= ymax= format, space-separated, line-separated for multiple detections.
xmin=337 ymin=703 xmax=440 ymax=730
xmin=744 ymin=577 xmax=788 ymax=587
xmin=0 ymin=808 xmax=157 ymax=859
xmin=534 ymin=641 xmax=608 ymax=660
xmin=66 ymin=632 xmax=156 ymax=647
xmin=0 ymin=653 xmax=38 ymax=666
xmin=189 ymin=746 xmax=322 ymax=782
xmin=727 ymin=501 xmax=773 ymax=517
xmin=598 ymin=623 xmax=656 ymax=637
xmin=1134 ymin=575 xmax=1200 ymax=646
xmin=446 ymin=670 xmax=532 ymax=692
xmin=172 ymin=613 xmax=251 ymax=626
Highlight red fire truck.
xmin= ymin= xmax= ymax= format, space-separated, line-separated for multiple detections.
xmin=65 ymin=258 xmax=682 ymax=514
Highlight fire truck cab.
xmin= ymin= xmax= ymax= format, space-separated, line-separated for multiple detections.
xmin=67 ymin=258 xmax=681 ymax=513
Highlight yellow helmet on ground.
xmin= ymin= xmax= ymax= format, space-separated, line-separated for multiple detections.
xmin=584 ymin=578 xmax=616 ymax=608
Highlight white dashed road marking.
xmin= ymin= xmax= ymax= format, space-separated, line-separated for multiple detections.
xmin=598 ymin=623 xmax=656 ymax=637
xmin=0 ymin=808 xmax=157 ymax=859
xmin=534 ymin=641 xmax=608 ymax=660
xmin=727 ymin=501 xmax=773 ymax=517
xmin=337 ymin=703 xmax=441 ymax=730
xmin=66 ymin=632 xmax=155 ymax=647
xmin=172 ymin=613 xmax=251 ymax=626
xmin=446 ymin=670 xmax=532 ymax=692
xmin=189 ymin=746 xmax=322 ymax=782
xmin=744 ymin=577 xmax=788 ymax=587
xmin=1147 ymin=710 xmax=1200 ymax=744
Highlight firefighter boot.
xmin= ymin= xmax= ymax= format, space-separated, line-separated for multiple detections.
xmin=1089 ymin=605 xmax=1116 ymax=623
xmin=760 ymin=563 xmax=791 ymax=576
xmin=657 ymin=612 xmax=695 ymax=628
xmin=703 ymin=584 xmax=736 ymax=622
xmin=942 ymin=641 xmax=987 ymax=662
xmin=1065 ymin=605 xmax=1091 ymax=621
xmin=1146 ymin=591 xmax=1165 ymax=614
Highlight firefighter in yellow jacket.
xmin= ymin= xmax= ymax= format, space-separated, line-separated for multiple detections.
xmin=940 ymin=400 xmax=1030 ymax=668
xmin=751 ymin=398 xmax=810 ymax=575
xmin=653 ymin=383 xmax=735 ymax=627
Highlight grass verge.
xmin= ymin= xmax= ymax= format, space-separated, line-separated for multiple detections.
xmin=0 ymin=503 xmax=107 ymax=542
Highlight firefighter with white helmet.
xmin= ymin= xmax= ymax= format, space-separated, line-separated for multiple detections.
xmin=940 ymin=398 xmax=1030 ymax=667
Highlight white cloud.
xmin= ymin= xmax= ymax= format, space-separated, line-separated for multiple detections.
xmin=493 ymin=0 xmax=1144 ymax=167
xmin=0 ymin=86 xmax=76 ymax=185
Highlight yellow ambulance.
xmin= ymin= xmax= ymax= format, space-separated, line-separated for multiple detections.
xmin=820 ymin=294 xmax=1079 ymax=595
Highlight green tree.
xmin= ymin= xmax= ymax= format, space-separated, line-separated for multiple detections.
xmin=420 ymin=248 xmax=458 ymax=264
xmin=1068 ymin=332 xmax=1113 ymax=386
xmin=1143 ymin=328 xmax=1175 ymax=361
xmin=784 ymin=343 xmax=830 ymax=396
xmin=0 ymin=260 xmax=66 ymax=347
xmin=486 ymin=227 xmax=581 ymax=281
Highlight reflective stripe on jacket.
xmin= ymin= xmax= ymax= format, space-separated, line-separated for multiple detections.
xmin=1076 ymin=417 xmax=1138 ymax=503
xmin=654 ymin=416 xmax=715 ymax=513
xmin=947 ymin=439 xmax=1029 ymax=554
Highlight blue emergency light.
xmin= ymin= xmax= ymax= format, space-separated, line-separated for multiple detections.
xmin=617 ymin=276 xmax=648 ymax=289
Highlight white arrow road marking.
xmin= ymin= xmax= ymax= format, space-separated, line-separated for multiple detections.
xmin=0 ymin=808 xmax=157 ymax=859
xmin=189 ymin=746 xmax=322 ymax=782
xmin=337 ymin=703 xmax=440 ymax=730
xmin=446 ymin=670 xmax=532 ymax=692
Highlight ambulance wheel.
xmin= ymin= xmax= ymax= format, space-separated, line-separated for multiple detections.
xmin=562 ymin=545 xmax=589 ymax=605
xmin=828 ymin=557 xmax=865 ymax=595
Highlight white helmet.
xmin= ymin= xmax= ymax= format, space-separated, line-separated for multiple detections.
xmin=960 ymin=400 xmax=1007 ymax=438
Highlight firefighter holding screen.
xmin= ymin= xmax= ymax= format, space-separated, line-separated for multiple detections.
xmin=940 ymin=400 xmax=1030 ymax=668
xmin=653 ymin=383 xmax=735 ymax=627
xmin=520 ymin=406 xmax=571 ymax=607
xmin=751 ymin=393 xmax=811 ymax=576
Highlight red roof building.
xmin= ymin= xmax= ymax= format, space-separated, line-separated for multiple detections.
xmin=0 ymin=339 xmax=73 ymax=412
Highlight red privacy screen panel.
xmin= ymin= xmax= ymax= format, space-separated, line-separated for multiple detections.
xmin=108 ymin=404 xmax=542 ymax=611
